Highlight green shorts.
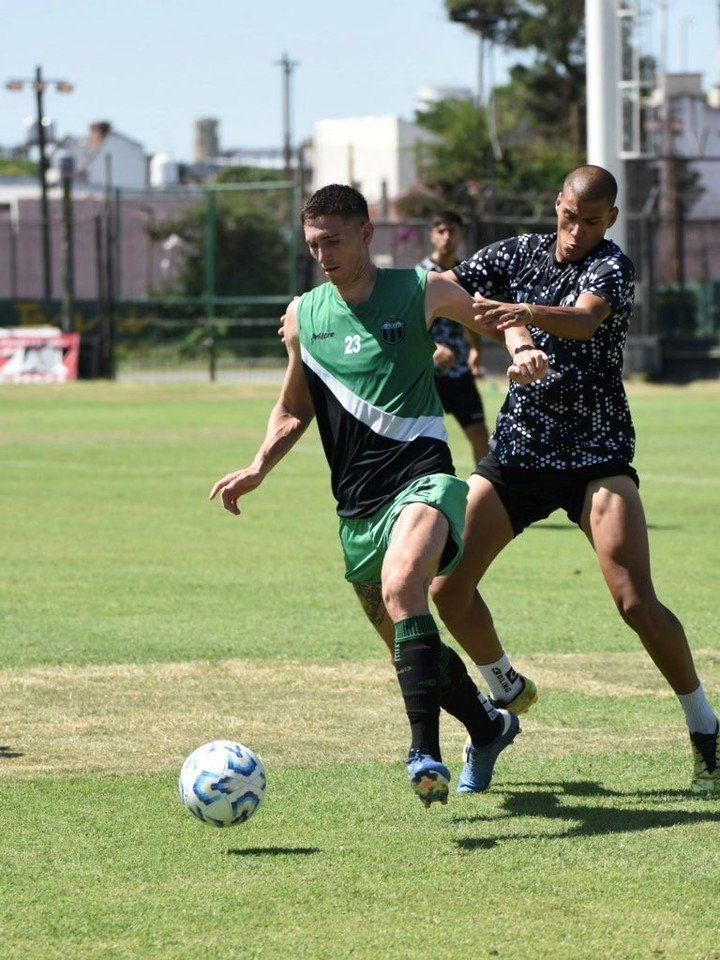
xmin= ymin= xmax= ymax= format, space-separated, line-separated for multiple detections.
xmin=339 ymin=473 xmax=469 ymax=584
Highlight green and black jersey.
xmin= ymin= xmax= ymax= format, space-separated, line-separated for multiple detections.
xmin=296 ymin=267 xmax=454 ymax=519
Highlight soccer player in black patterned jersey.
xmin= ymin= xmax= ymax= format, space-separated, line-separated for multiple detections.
xmin=430 ymin=164 xmax=719 ymax=795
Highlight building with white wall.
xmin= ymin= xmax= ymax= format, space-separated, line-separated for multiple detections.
xmin=52 ymin=122 xmax=147 ymax=190
xmin=647 ymin=74 xmax=720 ymax=218
xmin=311 ymin=115 xmax=438 ymax=210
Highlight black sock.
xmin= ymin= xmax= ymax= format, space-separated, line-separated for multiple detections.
xmin=439 ymin=643 xmax=502 ymax=746
xmin=394 ymin=615 xmax=442 ymax=759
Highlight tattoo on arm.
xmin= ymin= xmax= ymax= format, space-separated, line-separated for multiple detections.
xmin=352 ymin=582 xmax=388 ymax=628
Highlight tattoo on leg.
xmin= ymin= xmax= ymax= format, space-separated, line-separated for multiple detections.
xmin=353 ymin=582 xmax=388 ymax=628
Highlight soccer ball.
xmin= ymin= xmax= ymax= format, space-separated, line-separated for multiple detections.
xmin=178 ymin=740 xmax=267 ymax=827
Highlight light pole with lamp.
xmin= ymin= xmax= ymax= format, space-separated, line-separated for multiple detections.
xmin=58 ymin=153 xmax=76 ymax=333
xmin=276 ymin=52 xmax=299 ymax=181
xmin=448 ymin=8 xmax=503 ymax=160
xmin=448 ymin=7 xmax=500 ymax=109
xmin=5 ymin=65 xmax=75 ymax=309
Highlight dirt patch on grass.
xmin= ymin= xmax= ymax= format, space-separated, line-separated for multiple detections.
xmin=0 ymin=660 xmax=403 ymax=778
xmin=0 ymin=651 xmax=717 ymax=779
xmin=522 ymin=650 xmax=720 ymax=698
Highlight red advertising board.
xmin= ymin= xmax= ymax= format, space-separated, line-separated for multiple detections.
xmin=0 ymin=328 xmax=80 ymax=383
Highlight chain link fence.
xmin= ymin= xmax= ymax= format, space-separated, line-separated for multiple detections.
xmin=0 ymin=179 xmax=718 ymax=380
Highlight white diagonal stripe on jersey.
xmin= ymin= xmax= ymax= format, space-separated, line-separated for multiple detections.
xmin=301 ymin=345 xmax=448 ymax=444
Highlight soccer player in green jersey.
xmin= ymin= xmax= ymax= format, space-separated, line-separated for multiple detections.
xmin=210 ymin=184 xmax=547 ymax=807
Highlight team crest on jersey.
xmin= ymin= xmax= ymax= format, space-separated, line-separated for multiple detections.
xmin=381 ymin=318 xmax=405 ymax=345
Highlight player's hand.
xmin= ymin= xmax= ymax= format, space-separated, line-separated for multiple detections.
xmin=209 ymin=467 xmax=263 ymax=516
xmin=278 ymin=296 xmax=301 ymax=344
xmin=507 ymin=349 xmax=549 ymax=384
xmin=474 ymin=293 xmax=532 ymax=331
xmin=468 ymin=347 xmax=483 ymax=377
xmin=433 ymin=344 xmax=456 ymax=370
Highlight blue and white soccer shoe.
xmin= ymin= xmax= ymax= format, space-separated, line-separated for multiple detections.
xmin=457 ymin=709 xmax=520 ymax=794
xmin=406 ymin=749 xmax=451 ymax=808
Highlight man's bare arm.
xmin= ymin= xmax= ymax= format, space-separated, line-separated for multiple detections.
xmin=431 ymin=269 xmax=504 ymax=345
xmin=472 ymin=290 xmax=611 ymax=340
xmin=427 ymin=270 xmax=548 ymax=382
xmin=209 ymin=301 xmax=315 ymax=515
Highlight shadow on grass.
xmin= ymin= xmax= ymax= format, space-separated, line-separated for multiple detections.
xmin=453 ymin=780 xmax=720 ymax=850
xmin=0 ymin=745 xmax=23 ymax=759
xmin=530 ymin=523 xmax=680 ymax=532
xmin=226 ymin=846 xmax=321 ymax=857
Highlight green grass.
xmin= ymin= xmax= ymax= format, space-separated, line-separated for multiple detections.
xmin=3 ymin=766 xmax=719 ymax=960
xmin=1 ymin=378 xmax=719 ymax=959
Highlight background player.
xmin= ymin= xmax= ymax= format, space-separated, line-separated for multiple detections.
xmin=417 ymin=211 xmax=489 ymax=464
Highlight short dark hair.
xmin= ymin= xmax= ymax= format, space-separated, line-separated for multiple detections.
xmin=562 ymin=165 xmax=618 ymax=206
xmin=432 ymin=210 xmax=463 ymax=229
xmin=301 ymin=184 xmax=369 ymax=225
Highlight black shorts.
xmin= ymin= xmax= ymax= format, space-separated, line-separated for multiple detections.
xmin=474 ymin=450 xmax=640 ymax=535
xmin=434 ymin=371 xmax=485 ymax=428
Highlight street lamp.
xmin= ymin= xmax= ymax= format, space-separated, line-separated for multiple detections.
xmin=448 ymin=8 xmax=500 ymax=109
xmin=58 ymin=153 xmax=76 ymax=333
xmin=449 ymin=8 xmax=503 ymax=160
xmin=276 ymin=52 xmax=299 ymax=181
xmin=5 ymin=65 xmax=75 ymax=307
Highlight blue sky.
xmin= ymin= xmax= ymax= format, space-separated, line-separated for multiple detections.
xmin=1 ymin=0 xmax=717 ymax=162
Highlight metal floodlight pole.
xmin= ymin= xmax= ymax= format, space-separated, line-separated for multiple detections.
xmin=34 ymin=66 xmax=53 ymax=307
xmin=448 ymin=9 xmax=500 ymax=110
xmin=4 ymin=65 xmax=75 ymax=311
xmin=59 ymin=153 xmax=76 ymax=333
xmin=478 ymin=36 xmax=485 ymax=109
xmin=277 ymin=52 xmax=299 ymax=180
xmin=204 ymin=188 xmax=217 ymax=322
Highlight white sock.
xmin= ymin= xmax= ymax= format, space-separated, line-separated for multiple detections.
xmin=678 ymin=684 xmax=718 ymax=735
xmin=476 ymin=654 xmax=523 ymax=703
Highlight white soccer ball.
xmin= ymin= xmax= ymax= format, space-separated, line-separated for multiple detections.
xmin=178 ymin=740 xmax=267 ymax=827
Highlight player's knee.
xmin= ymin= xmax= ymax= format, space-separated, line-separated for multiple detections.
xmin=430 ymin=575 xmax=472 ymax=622
xmin=381 ymin=564 xmax=416 ymax=609
xmin=615 ymin=594 xmax=641 ymax=627
xmin=428 ymin=576 xmax=447 ymax=607
xmin=615 ymin=589 xmax=684 ymax=639
xmin=613 ymin=589 xmax=656 ymax=630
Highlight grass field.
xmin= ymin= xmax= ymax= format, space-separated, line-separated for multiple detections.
xmin=1 ymin=377 xmax=719 ymax=960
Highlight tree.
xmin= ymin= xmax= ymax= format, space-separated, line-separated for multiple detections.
xmin=445 ymin=0 xmax=586 ymax=153
xmin=148 ymin=166 xmax=294 ymax=311
xmin=411 ymin=98 xmax=497 ymax=212
xmin=403 ymin=92 xmax=581 ymax=223
xmin=398 ymin=1 xmax=588 ymax=220
xmin=0 ymin=157 xmax=38 ymax=177
xmin=154 ymin=205 xmax=290 ymax=301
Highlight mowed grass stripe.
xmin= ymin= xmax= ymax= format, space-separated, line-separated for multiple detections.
xmin=2 ymin=651 xmax=718 ymax=780
xmin=1 ymin=379 xmax=718 ymax=671
xmin=2 ymin=760 xmax=718 ymax=960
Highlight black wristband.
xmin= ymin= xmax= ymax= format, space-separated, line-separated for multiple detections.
xmin=513 ymin=344 xmax=535 ymax=356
